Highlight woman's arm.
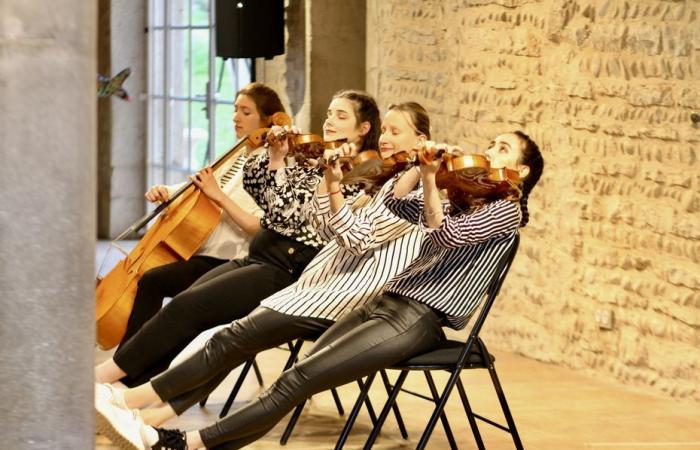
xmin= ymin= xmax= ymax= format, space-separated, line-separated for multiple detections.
xmin=191 ymin=168 xmax=262 ymax=236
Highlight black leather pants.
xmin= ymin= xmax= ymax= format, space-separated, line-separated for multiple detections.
xmin=197 ymin=293 xmax=446 ymax=449
xmin=113 ymin=229 xmax=318 ymax=387
xmin=150 ymin=307 xmax=333 ymax=414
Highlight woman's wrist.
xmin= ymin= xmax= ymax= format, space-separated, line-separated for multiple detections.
xmin=327 ymin=180 xmax=341 ymax=192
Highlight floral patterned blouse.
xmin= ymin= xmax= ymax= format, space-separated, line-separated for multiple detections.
xmin=243 ymin=153 xmax=326 ymax=248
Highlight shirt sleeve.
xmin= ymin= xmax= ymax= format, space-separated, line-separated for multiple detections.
xmin=324 ymin=198 xmax=416 ymax=255
xmin=383 ymin=176 xmax=425 ymax=224
xmin=304 ymin=183 xmax=366 ymax=238
xmin=426 ymin=200 xmax=522 ymax=249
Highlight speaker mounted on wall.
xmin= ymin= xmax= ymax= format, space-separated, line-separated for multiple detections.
xmin=215 ymin=0 xmax=285 ymax=59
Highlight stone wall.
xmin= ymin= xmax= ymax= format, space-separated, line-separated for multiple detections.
xmin=367 ymin=0 xmax=699 ymax=401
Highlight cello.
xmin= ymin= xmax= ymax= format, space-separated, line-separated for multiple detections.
xmin=95 ymin=113 xmax=291 ymax=349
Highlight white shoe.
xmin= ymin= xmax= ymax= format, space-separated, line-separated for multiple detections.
xmin=95 ymin=382 xmax=129 ymax=409
xmin=95 ymin=396 xmax=146 ymax=450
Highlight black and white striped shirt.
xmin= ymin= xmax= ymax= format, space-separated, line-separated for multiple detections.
xmin=260 ymin=178 xmax=425 ymax=321
xmin=383 ymin=180 xmax=522 ymax=329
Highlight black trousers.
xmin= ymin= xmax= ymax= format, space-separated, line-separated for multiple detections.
xmin=151 ymin=306 xmax=334 ymax=414
xmin=118 ymin=256 xmax=226 ymax=348
xmin=167 ymin=294 xmax=446 ymax=449
xmin=113 ymin=229 xmax=318 ymax=387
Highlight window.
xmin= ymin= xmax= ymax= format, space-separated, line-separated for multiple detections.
xmin=147 ymin=0 xmax=253 ymax=188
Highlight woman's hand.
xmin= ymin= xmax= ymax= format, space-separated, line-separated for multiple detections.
xmin=267 ymin=125 xmax=302 ymax=162
xmin=419 ymin=143 xmax=463 ymax=178
xmin=144 ymin=185 xmax=170 ymax=203
xmin=323 ymin=142 xmax=358 ymax=185
xmin=191 ymin=168 xmax=225 ymax=205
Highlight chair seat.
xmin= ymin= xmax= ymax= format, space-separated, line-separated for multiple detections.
xmin=393 ymin=340 xmax=495 ymax=370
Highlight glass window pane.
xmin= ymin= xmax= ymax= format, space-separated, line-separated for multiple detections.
xmin=151 ymin=0 xmax=165 ymax=27
xmin=169 ymin=30 xmax=190 ymax=98
xmin=152 ymin=30 xmax=165 ymax=96
xmin=215 ymin=103 xmax=235 ymax=158
xmin=189 ymin=101 xmax=210 ymax=170
xmin=214 ymin=58 xmax=251 ymax=102
xmin=148 ymin=98 xmax=165 ymax=190
xmin=191 ymin=29 xmax=210 ymax=100
xmin=167 ymin=99 xmax=191 ymax=183
xmin=170 ymin=0 xmax=189 ymax=26
xmin=192 ymin=0 xmax=209 ymax=26
xmin=232 ymin=58 xmax=252 ymax=92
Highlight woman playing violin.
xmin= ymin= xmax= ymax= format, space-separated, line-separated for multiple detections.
xmin=94 ymin=89 xmax=377 ymax=389
xmin=93 ymin=101 xmax=435 ymax=444
xmin=97 ymin=128 xmax=543 ymax=450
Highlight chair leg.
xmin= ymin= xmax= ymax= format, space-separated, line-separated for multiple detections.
xmin=252 ymin=358 xmax=264 ymax=386
xmin=335 ymin=372 xmax=377 ymax=450
xmin=331 ymin=387 xmax=345 ymax=416
xmin=380 ymin=369 xmax=408 ymax=439
xmin=284 ymin=339 xmax=304 ymax=370
xmin=456 ymin=377 xmax=485 ymax=450
xmin=487 ymin=363 xmax=524 ymax=450
xmin=415 ymin=368 xmax=463 ymax=450
xmin=219 ymin=359 xmax=255 ymax=418
xmin=198 ymin=395 xmax=208 ymax=408
xmin=424 ymin=371 xmax=458 ymax=450
xmin=279 ymin=399 xmax=306 ymax=445
xmin=363 ymin=370 xmax=409 ymax=450
xmin=357 ymin=379 xmax=378 ymax=425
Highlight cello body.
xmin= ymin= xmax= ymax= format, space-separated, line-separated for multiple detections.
xmin=95 ymin=186 xmax=221 ymax=349
xmin=94 ymin=113 xmax=291 ymax=349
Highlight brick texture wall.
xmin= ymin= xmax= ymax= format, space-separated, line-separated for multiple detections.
xmin=367 ymin=0 xmax=699 ymax=401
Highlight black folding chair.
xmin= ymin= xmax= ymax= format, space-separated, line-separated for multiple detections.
xmin=345 ymin=233 xmax=524 ymax=449
xmin=198 ymin=357 xmax=264 ymax=414
xmin=279 ymin=369 xmax=408 ymax=448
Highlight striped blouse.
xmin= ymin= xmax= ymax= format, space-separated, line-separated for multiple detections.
xmin=260 ymin=178 xmax=425 ymax=321
xmin=383 ymin=179 xmax=522 ymax=330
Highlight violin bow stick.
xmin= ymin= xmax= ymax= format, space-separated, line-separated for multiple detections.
xmin=112 ymin=133 xmax=254 ymax=241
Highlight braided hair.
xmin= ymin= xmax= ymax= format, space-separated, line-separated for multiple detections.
xmin=512 ymin=131 xmax=544 ymax=226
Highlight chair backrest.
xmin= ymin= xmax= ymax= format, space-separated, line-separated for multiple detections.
xmin=454 ymin=232 xmax=520 ymax=369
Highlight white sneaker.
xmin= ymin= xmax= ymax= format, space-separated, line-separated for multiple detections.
xmin=95 ymin=382 xmax=129 ymax=409
xmin=95 ymin=396 xmax=146 ymax=450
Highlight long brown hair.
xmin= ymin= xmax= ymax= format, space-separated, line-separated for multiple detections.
xmin=236 ymin=82 xmax=285 ymax=126
xmin=331 ymin=90 xmax=380 ymax=151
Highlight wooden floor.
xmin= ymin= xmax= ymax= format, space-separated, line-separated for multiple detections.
xmin=95 ymin=341 xmax=700 ymax=450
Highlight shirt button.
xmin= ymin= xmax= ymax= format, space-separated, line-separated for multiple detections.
xmin=288 ymin=247 xmax=295 ymax=255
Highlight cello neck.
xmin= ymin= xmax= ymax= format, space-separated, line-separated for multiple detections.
xmin=113 ymin=133 xmax=254 ymax=241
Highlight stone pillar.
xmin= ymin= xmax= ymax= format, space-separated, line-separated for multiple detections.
xmin=0 ymin=2 xmax=97 ymax=449
xmin=98 ymin=0 xmax=147 ymax=238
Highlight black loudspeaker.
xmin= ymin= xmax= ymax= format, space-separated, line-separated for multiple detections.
xmin=216 ymin=0 xmax=285 ymax=59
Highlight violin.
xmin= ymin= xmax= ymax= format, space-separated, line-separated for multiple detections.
xmin=417 ymin=146 xmax=522 ymax=202
xmin=339 ymin=150 xmax=412 ymax=189
xmin=265 ymin=130 xmax=347 ymax=163
xmin=95 ymin=112 xmax=291 ymax=349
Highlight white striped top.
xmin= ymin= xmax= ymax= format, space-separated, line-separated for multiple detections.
xmin=383 ymin=180 xmax=522 ymax=330
xmin=260 ymin=178 xmax=425 ymax=321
